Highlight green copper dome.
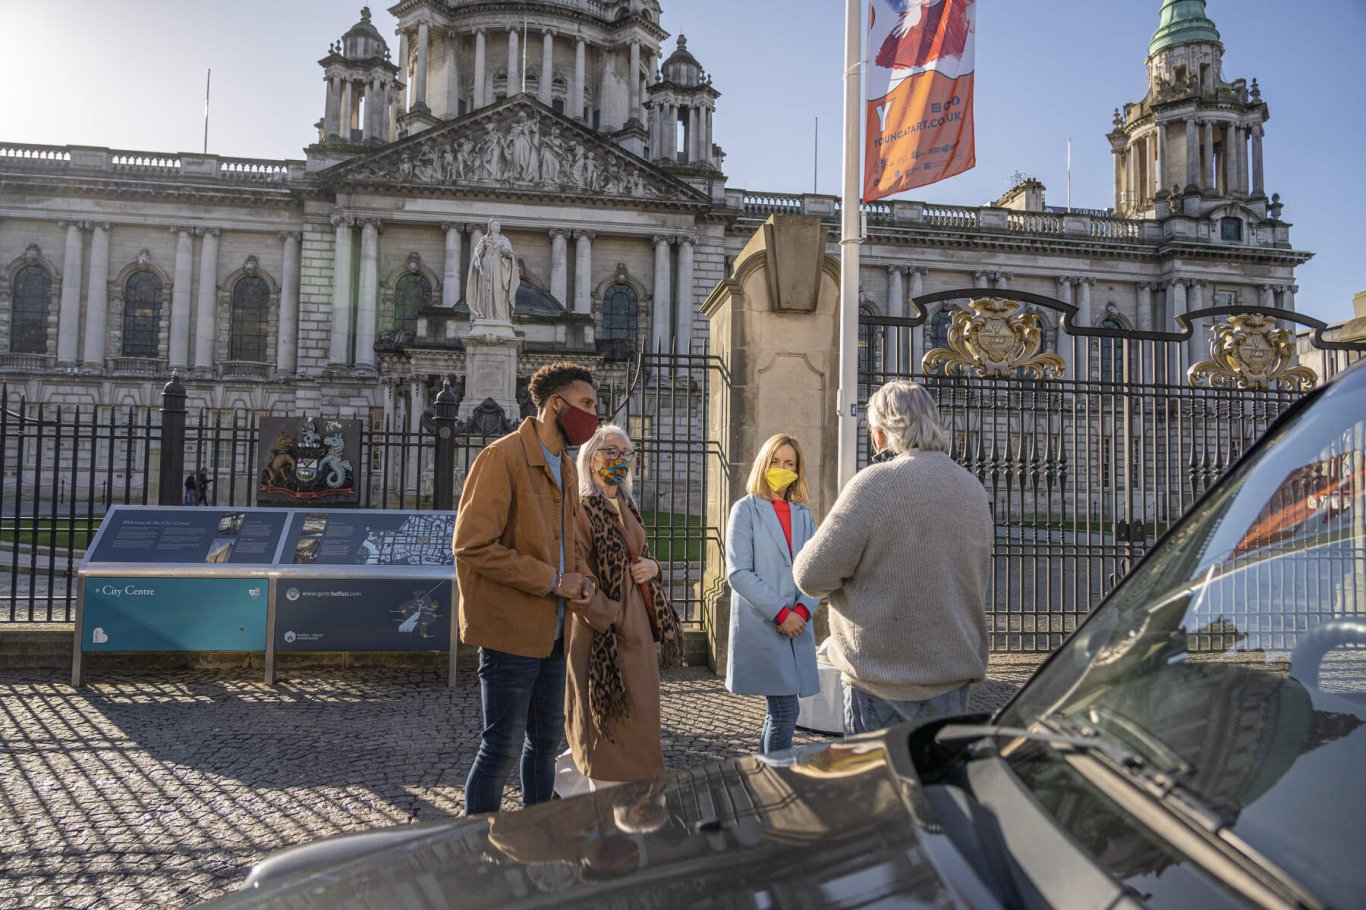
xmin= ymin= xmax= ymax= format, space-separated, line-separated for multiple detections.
xmin=1149 ymin=0 xmax=1221 ymax=55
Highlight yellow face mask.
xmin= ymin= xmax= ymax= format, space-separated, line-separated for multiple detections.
xmin=766 ymin=468 xmax=799 ymax=492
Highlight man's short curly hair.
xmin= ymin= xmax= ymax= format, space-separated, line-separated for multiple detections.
xmin=527 ymin=361 xmax=595 ymax=409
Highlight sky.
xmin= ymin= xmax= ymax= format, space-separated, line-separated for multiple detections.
xmin=2 ymin=0 xmax=1362 ymax=322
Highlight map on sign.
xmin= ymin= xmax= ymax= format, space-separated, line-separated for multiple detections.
xmin=284 ymin=511 xmax=455 ymax=566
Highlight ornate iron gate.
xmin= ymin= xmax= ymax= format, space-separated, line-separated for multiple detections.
xmin=858 ymin=289 xmax=1364 ymax=651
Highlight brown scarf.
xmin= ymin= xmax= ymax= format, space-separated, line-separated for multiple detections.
xmin=580 ymin=491 xmax=687 ymax=741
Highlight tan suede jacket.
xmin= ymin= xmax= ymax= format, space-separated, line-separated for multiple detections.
xmin=453 ymin=418 xmax=587 ymax=658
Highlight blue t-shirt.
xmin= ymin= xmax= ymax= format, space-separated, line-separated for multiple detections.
xmin=539 ymin=437 xmax=566 ymax=639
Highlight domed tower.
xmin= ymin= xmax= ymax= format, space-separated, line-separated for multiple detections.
xmin=647 ymin=35 xmax=721 ymax=171
xmin=1108 ymin=0 xmax=1269 ymax=219
xmin=389 ymin=0 xmax=670 ymax=150
xmin=318 ymin=7 xmax=402 ymax=147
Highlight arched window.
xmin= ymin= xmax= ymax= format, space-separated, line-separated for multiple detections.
xmin=229 ymin=276 xmax=270 ymax=362
xmin=1098 ymin=318 xmax=1124 ymax=383
xmin=599 ymin=283 xmax=638 ymax=359
xmin=929 ymin=307 xmax=954 ymax=350
xmin=121 ymin=271 xmax=163 ymax=357
xmin=10 ymin=266 xmax=51 ymax=354
xmin=393 ymin=274 xmax=431 ymax=334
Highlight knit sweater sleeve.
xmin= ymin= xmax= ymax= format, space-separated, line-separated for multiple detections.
xmin=792 ymin=471 xmax=875 ymax=601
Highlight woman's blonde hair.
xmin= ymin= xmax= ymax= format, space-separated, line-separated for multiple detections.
xmin=576 ymin=424 xmax=636 ymax=502
xmin=744 ymin=434 xmax=810 ymax=503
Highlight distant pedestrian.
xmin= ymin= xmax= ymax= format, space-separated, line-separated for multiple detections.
xmin=724 ymin=434 xmax=821 ymax=755
xmin=194 ymin=467 xmax=212 ymax=506
xmin=562 ymin=424 xmax=684 ymax=790
xmin=183 ymin=473 xmax=198 ymax=506
xmin=453 ymin=361 xmax=599 ymax=814
xmin=793 ymin=381 xmax=991 ymax=735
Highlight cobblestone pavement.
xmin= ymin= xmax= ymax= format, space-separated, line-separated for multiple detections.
xmin=0 ymin=657 xmax=1039 ymax=910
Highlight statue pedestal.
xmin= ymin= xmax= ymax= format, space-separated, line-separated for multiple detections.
xmin=460 ymin=324 xmax=520 ymax=422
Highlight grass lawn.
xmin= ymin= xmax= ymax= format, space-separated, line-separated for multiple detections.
xmin=0 ymin=518 xmax=102 ymax=550
xmin=641 ymin=511 xmax=706 ymax=562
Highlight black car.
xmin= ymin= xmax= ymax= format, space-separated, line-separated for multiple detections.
xmin=203 ymin=361 xmax=1366 ymax=909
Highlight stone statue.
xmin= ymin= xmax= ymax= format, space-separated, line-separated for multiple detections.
xmin=466 ymin=219 xmax=519 ymax=323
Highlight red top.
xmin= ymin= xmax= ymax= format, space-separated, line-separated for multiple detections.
xmin=771 ymin=500 xmax=809 ymax=624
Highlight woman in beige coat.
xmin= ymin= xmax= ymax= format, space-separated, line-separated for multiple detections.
xmin=565 ymin=424 xmax=685 ymax=787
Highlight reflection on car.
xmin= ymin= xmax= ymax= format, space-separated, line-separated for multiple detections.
xmin=201 ymin=361 xmax=1366 ymax=910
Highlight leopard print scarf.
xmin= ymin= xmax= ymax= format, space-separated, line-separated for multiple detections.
xmin=581 ymin=492 xmax=687 ymax=740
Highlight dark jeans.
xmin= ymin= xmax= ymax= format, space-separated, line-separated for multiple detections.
xmin=843 ymin=682 xmax=972 ymax=736
xmin=464 ymin=637 xmax=566 ymax=815
xmin=760 ymin=694 xmax=801 ymax=755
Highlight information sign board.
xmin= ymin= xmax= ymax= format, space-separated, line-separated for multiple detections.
xmin=280 ymin=511 xmax=454 ymax=566
xmin=81 ymin=576 xmax=268 ymax=651
xmin=88 ymin=508 xmax=289 ymax=565
xmin=274 ymin=577 xmax=453 ymax=652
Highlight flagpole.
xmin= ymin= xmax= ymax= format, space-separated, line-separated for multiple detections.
xmin=837 ymin=0 xmax=861 ymax=490
xmin=203 ymin=68 xmax=211 ymax=154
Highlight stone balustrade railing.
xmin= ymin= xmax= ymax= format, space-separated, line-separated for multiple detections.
xmin=109 ymin=357 xmax=166 ymax=378
xmin=1007 ymin=211 xmax=1063 ymax=234
xmin=219 ymin=361 xmax=272 ymax=381
xmin=0 ymin=353 xmax=55 ymax=372
xmin=0 ymin=142 xmax=305 ymax=184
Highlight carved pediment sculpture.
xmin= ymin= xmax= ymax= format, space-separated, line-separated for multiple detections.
xmin=922 ymin=297 xmax=1065 ymax=379
xmin=1188 ymin=313 xmax=1317 ymax=391
xmin=326 ymin=98 xmax=702 ymax=204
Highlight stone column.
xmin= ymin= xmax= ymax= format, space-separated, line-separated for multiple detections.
xmin=415 ymin=21 xmax=430 ymax=110
xmin=675 ymin=235 xmax=695 ymax=354
xmin=1202 ymin=119 xmax=1215 ymax=190
xmin=1076 ymin=278 xmax=1094 ymax=327
xmin=193 ymin=228 xmax=219 ymax=371
xmin=329 ymin=215 xmax=354 ymax=365
xmin=445 ymin=31 xmax=460 ymax=116
xmin=380 ymin=82 xmax=392 ymax=142
xmin=408 ymin=376 xmax=425 ymax=490
xmin=507 ymin=28 xmax=519 ymax=94
xmin=362 ymin=80 xmax=375 ymax=142
xmin=56 ymin=221 xmax=86 ymax=365
xmin=1185 ymin=118 xmax=1198 ymax=188
xmin=550 ymin=229 xmax=569 ymax=305
xmin=324 ymin=75 xmax=340 ymax=138
xmin=539 ymin=31 xmax=554 ymax=105
xmin=1168 ymin=279 xmax=1191 ymax=369
xmin=355 ymin=219 xmax=381 ymax=370
xmin=1055 ymin=276 xmax=1075 ymax=376
xmin=1155 ymin=123 xmax=1167 ymax=194
xmin=397 ymin=30 xmax=410 ymax=113
xmin=1251 ymin=124 xmax=1265 ymax=196
xmin=442 ymin=223 xmax=463 ymax=307
xmin=703 ymin=104 xmax=713 ymax=165
xmin=573 ymin=230 xmax=593 ymax=314
xmin=908 ymin=266 xmax=926 ymax=372
xmin=573 ymin=39 xmax=586 ymax=120
xmin=1136 ymin=281 xmax=1154 ymax=332
xmin=276 ymin=231 xmax=301 ymax=375
xmin=1216 ymin=124 xmax=1228 ymax=195
xmin=340 ymin=80 xmax=353 ymax=139
xmin=884 ymin=265 xmax=903 ymax=374
xmin=651 ymin=235 xmax=672 ymax=352
xmin=473 ymin=29 xmax=487 ymax=108
xmin=1188 ymin=279 xmax=1206 ymax=365
xmin=169 ymin=226 xmax=195 ymax=370
xmin=1111 ymin=148 xmax=1124 ymax=209
xmin=1282 ymin=284 xmax=1297 ymax=312
xmin=628 ymin=41 xmax=641 ymax=122
xmin=83 ymin=222 xmax=111 ymax=370
xmin=688 ymin=106 xmax=701 ymax=163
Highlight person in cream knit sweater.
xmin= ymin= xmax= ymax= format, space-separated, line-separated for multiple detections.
xmin=793 ymin=380 xmax=992 ymax=734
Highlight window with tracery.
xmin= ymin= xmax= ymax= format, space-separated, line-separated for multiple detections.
xmin=121 ymin=271 xmax=163 ymax=357
xmin=1098 ymin=318 xmax=1124 ymax=383
xmin=599 ymin=283 xmax=639 ymax=360
xmin=229 ymin=276 xmax=269 ymax=362
xmin=393 ymin=274 xmax=431 ymax=334
xmin=10 ymin=266 xmax=51 ymax=354
xmin=929 ymin=307 xmax=954 ymax=350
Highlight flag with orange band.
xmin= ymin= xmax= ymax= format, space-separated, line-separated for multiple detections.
xmin=864 ymin=0 xmax=977 ymax=201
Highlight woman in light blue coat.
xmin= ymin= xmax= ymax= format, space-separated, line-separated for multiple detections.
xmin=725 ymin=433 xmax=821 ymax=754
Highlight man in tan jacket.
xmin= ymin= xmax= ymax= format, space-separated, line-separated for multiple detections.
xmin=455 ymin=361 xmax=600 ymax=814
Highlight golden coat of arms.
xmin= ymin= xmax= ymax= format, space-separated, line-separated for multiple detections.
xmin=922 ymin=298 xmax=1065 ymax=379
xmin=1187 ymin=313 xmax=1317 ymax=391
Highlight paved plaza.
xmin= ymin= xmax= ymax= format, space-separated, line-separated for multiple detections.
xmin=0 ymin=658 xmax=1037 ymax=909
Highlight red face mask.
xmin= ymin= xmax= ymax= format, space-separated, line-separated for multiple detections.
xmin=556 ymin=400 xmax=599 ymax=446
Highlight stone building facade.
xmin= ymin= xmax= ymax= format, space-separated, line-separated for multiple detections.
xmin=0 ymin=0 xmax=1311 ymax=430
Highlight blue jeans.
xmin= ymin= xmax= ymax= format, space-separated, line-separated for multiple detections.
xmin=843 ymin=682 xmax=971 ymax=736
xmin=464 ymin=637 xmax=566 ymax=815
xmin=760 ymin=694 xmax=801 ymax=755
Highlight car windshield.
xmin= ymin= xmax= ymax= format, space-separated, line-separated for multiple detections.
xmin=1000 ymin=364 xmax=1366 ymax=907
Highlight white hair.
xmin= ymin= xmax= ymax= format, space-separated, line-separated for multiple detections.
xmin=867 ymin=381 xmax=950 ymax=455
xmin=576 ymin=423 xmax=636 ymax=501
